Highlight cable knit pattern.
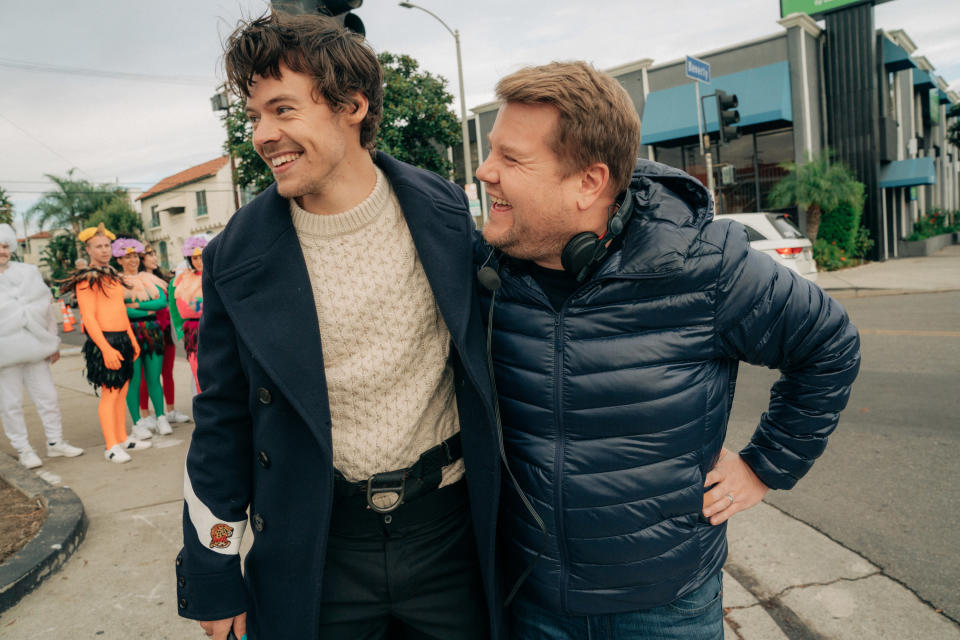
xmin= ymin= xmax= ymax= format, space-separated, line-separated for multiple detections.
xmin=290 ymin=167 xmax=464 ymax=486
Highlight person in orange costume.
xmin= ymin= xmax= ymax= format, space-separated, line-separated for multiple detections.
xmin=62 ymin=224 xmax=152 ymax=463
xmin=169 ymin=235 xmax=206 ymax=394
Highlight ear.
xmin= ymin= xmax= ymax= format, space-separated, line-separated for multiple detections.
xmin=344 ymin=91 xmax=369 ymax=126
xmin=575 ymin=162 xmax=611 ymax=211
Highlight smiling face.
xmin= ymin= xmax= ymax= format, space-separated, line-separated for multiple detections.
xmin=476 ymin=102 xmax=590 ymax=268
xmin=86 ymin=234 xmax=113 ymax=268
xmin=141 ymin=246 xmax=158 ymax=271
xmin=117 ymin=251 xmax=140 ymax=274
xmin=245 ymin=63 xmax=370 ymax=213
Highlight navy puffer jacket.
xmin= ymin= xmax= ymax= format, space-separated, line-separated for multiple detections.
xmin=481 ymin=159 xmax=860 ymax=615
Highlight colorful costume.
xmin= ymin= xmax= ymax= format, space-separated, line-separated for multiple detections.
xmin=113 ymin=238 xmax=170 ymax=435
xmin=62 ymin=224 xmax=150 ymax=463
xmin=139 ymin=277 xmax=178 ymax=416
xmin=170 ymin=235 xmax=206 ymax=393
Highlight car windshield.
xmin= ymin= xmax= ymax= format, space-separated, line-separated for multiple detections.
xmin=767 ymin=214 xmax=804 ymax=239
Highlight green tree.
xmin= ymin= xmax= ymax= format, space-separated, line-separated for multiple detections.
xmin=86 ymin=198 xmax=143 ymax=237
xmin=223 ymin=98 xmax=274 ymax=196
xmin=377 ymin=52 xmax=460 ymax=177
xmin=947 ymin=103 xmax=960 ymax=149
xmin=27 ymin=170 xmax=127 ymax=236
xmin=223 ymin=51 xmax=462 ymax=195
xmin=0 ymin=186 xmax=13 ymax=226
xmin=40 ymin=234 xmax=78 ymax=281
xmin=767 ymin=150 xmax=864 ymax=241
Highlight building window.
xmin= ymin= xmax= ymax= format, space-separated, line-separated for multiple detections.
xmin=150 ymin=205 xmax=160 ymax=228
xmin=196 ymin=190 xmax=208 ymax=217
xmin=653 ymin=127 xmax=795 ymax=216
xmin=158 ymin=241 xmax=169 ymax=270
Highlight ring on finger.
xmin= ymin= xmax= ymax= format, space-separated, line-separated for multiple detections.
xmin=726 ymin=493 xmax=735 ymax=505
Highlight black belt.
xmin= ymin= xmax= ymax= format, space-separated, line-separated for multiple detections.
xmin=132 ymin=314 xmax=157 ymax=322
xmin=334 ymin=432 xmax=462 ymax=514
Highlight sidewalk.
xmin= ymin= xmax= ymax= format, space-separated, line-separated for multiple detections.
xmin=1 ymin=247 xmax=959 ymax=638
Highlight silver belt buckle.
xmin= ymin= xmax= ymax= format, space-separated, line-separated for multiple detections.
xmin=366 ymin=470 xmax=406 ymax=513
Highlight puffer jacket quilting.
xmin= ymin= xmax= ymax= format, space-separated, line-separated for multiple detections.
xmin=482 ymin=159 xmax=860 ymax=616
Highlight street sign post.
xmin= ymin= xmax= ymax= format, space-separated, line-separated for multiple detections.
xmin=685 ymin=55 xmax=711 ymax=84
xmin=686 ymin=55 xmax=710 ymax=157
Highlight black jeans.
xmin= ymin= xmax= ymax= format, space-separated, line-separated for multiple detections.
xmin=318 ymin=479 xmax=490 ymax=640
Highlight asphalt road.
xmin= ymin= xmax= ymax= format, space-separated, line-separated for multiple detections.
xmin=725 ymin=291 xmax=960 ymax=624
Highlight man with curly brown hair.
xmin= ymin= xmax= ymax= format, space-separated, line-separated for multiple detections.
xmin=176 ymin=11 xmax=502 ymax=640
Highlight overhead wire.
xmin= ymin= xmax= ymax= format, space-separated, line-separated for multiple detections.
xmin=0 ymin=57 xmax=215 ymax=86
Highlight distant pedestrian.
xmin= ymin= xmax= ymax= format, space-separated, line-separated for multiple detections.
xmin=74 ymin=257 xmax=88 ymax=271
xmin=113 ymin=237 xmax=172 ymax=438
xmin=0 ymin=223 xmax=83 ymax=468
xmin=169 ymin=235 xmax=206 ymax=394
xmin=138 ymin=243 xmax=190 ymax=426
xmin=61 ymin=223 xmax=151 ymax=464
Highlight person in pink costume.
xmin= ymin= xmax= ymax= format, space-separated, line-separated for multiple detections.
xmin=169 ymin=235 xmax=206 ymax=394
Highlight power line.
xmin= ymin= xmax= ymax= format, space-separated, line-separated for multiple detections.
xmin=0 ymin=111 xmax=94 ymax=179
xmin=0 ymin=57 xmax=215 ymax=87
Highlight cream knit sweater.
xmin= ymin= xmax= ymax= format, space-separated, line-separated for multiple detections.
xmin=289 ymin=167 xmax=464 ymax=486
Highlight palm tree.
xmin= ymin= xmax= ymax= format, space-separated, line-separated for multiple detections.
xmin=27 ymin=169 xmax=124 ymax=236
xmin=0 ymin=186 xmax=13 ymax=226
xmin=767 ymin=151 xmax=864 ymax=242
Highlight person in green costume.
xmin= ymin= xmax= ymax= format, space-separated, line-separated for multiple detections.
xmin=113 ymin=238 xmax=173 ymax=438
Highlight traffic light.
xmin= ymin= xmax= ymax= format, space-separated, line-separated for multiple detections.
xmin=318 ymin=0 xmax=364 ymax=35
xmin=270 ymin=1 xmax=364 ymax=35
xmin=716 ymin=90 xmax=740 ymax=144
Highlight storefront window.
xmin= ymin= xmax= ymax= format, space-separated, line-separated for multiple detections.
xmin=755 ymin=129 xmax=794 ymax=211
xmin=655 ymin=146 xmax=683 ymax=171
xmin=715 ymin=134 xmax=757 ymax=214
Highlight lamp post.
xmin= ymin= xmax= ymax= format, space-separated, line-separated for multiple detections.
xmin=398 ymin=2 xmax=472 ymax=190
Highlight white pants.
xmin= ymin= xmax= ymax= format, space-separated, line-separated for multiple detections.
xmin=0 ymin=360 xmax=63 ymax=452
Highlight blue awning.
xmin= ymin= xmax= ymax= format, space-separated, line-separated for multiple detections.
xmin=883 ymin=38 xmax=917 ymax=72
xmin=938 ymin=89 xmax=950 ymax=105
xmin=879 ymin=157 xmax=936 ymax=189
xmin=641 ymin=61 xmax=792 ymax=145
xmin=913 ymin=69 xmax=935 ymax=90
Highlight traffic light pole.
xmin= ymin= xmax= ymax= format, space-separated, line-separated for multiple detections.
xmin=703 ymin=134 xmax=715 ymax=204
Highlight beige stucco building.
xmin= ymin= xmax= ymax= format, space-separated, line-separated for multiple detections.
xmin=138 ymin=156 xmax=239 ymax=269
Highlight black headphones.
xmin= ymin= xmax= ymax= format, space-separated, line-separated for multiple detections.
xmin=560 ymin=188 xmax=636 ymax=283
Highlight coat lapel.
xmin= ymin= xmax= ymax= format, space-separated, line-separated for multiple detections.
xmin=379 ymin=154 xmax=472 ymax=349
xmin=214 ymin=190 xmax=332 ymax=449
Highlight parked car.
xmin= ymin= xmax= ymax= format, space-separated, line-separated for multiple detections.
xmin=716 ymin=213 xmax=818 ymax=282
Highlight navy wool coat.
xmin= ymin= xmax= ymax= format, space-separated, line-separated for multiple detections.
xmin=176 ymin=152 xmax=504 ymax=638
xmin=481 ymin=159 xmax=861 ymax=616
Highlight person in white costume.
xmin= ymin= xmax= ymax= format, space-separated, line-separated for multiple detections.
xmin=0 ymin=224 xmax=83 ymax=468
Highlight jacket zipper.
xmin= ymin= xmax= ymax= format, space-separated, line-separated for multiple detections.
xmin=552 ymin=307 xmax=570 ymax=613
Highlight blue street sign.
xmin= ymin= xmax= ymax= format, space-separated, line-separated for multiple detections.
xmin=685 ymin=55 xmax=711 ymax=84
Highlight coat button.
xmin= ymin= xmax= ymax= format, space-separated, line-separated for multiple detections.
xmin=257 ymin=451 xmax=270 ymax=468
xmin=176 ymin=554 xmax=182 ymax=567
xmin=253 ymin=513 xmax=265 ymax=532
xmin=177 ymin=576 xmax=185 ymax=587
xmin=257 ymin=387 xmax=272 ymax=404
xmin=178 ymin=598 xmax=188 ymax=609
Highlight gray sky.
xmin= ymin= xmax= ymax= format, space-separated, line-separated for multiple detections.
xmin=2 ymin=0 xmax=958 ymax=235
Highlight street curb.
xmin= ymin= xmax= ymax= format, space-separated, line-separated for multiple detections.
xmin=823 ymin=287 xmax=960 ymax=299
xmin=0 ymin=452 xmax=87 ymax=615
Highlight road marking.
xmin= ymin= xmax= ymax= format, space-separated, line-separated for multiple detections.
xmin=860 ymin=329 xmax=960 ymax=337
